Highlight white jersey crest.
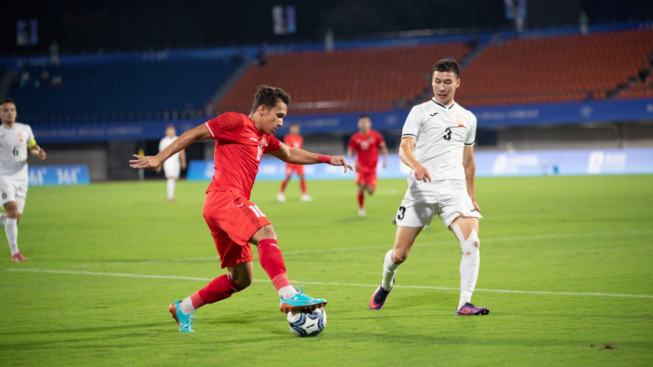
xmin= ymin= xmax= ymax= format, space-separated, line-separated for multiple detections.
xmin=0 ymin=122 xmax=35 ymax=182
xmin=401 ymin=99 xmax=477 ymax=181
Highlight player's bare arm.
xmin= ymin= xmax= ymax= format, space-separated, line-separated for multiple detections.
xmin=268 ymin=144 xmax=354 ymax=173
xmin=28 ymin=144 xmax=46 ymax=160
xmin=463 ymin=146 xmax=480 ymax=212
xmin=399 ymin=137 xmax=431 ymax=182
xmin=380 ymin=141 xmax=388 ymax=168
xmin=130 ymin=124 xmax=211 ymax=170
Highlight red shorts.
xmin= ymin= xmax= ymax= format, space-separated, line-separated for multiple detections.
xmin=285 ymin=163 xmax=304 ymax=176
xmin=355 ymin=167 xmax=377 ymax=187
xmin=203 ymin=190 xmax=271 ymax=268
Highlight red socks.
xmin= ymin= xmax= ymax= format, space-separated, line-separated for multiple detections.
xmin=257 ymin=239 xmax=291 ymax=291
xmin=280 ymin=177 xmax=289 ymax=193
xmin=193 ymin=273 xmax=244 ymax=308
xmin=300 ymin=179 xmax=307 ymax=194
xmin=358 ymin=191 xmax=365 ymax=209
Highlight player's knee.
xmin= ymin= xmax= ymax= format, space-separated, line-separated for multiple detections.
xmin=452 ymin=224 xmax=480 ymax=256
xmin=231 ymin=274 xmax=253 ymax=289
xmin=367 ymin=187 xmax=375 ymax=195
xmin=392 ymin=251 xmax=409 ymax=264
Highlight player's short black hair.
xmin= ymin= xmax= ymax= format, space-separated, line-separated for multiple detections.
xmin=358 ymin=114 xmax=371 ymax=121
xmin=251 ymin=85 xmax=291 ymax=113
xmin=432 ymin=59 xmax=460 ymax=79
xmin=0 ymin=98 xmax=16 ymax=106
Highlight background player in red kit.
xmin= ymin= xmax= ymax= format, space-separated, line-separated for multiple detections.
xmin=347 ymin=115 xmax=388 ymax=216
xmin=130 ymin=86 xmax=353 ymax=333
xmin=277 ymin=123 xmax=312 ymax=202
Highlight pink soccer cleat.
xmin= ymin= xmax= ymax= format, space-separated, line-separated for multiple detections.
xmin=455 ymin=302 xmax=489 ymax=315
xmin=11 ymin=251 xmax=27 ymax=262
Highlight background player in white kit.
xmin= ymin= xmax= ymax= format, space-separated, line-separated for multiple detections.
xmin=0 ymin=99 xmax=47 ymax=262
xmin=157 ymin=125 xmax=186 ymax=202
xmin=368 ymin=60 xmax=489 ymax=315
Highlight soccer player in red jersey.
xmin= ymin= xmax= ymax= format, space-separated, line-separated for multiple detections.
xmin=347 ymin=115 xmax=388 ymax=216
xmin=130 ymin=86 xmax=353 ymax=333
xmin=277 ymin=123 xmax=312 ymax=202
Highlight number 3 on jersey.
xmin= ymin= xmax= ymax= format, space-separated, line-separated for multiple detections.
xmin=443 ymin=128 xmax=452 ymax=141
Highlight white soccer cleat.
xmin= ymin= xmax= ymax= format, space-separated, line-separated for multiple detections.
xmin=277 ymin=193 xmax=286 ymax=203
xmin=358 ymin=208 xmax=366 ymax=217
xmin=300 ymin=194 xmax=313 ymax=202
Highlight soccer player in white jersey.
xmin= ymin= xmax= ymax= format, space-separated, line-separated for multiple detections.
xmin=369 ymin=59 xmax=489 ymax=315
xmin=0 ymin=99 xmax=47 ymax=262
xmin=157 ymin=125 xmax=186 ymax=202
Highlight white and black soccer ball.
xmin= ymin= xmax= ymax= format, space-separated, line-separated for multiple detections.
xmin=287 ymin=308 xmax=327 ymax=337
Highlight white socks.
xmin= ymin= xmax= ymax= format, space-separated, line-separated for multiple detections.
xmin=0 ymin=213 xmax=6 ymax=228
xmin=179 ymin=297 xmax=196 ymax=315
xmin=5 ymin=218 xmax=18 ymax=256
xmin=381 ymin=249 xmax=400 ymax=290
xmin=167 ymin=178 xmax=176 ymax=199
xmin=279 ymin=285 xmax=298 ymax=300
xmin=453 ymin=225 xmax=481 ymax=310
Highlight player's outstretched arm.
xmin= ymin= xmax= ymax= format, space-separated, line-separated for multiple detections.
xmin=130 ymin=124 xmax=211 ymax=171
xmin=268 ymin=144 xmax=354 ymax=173
xmin=463 ymin=146 xmax=480 ymax=212
xmin=380 ymin=142 xmax=388 ymax=168
xmin=399 ymin=137 xmax=430 ymax=182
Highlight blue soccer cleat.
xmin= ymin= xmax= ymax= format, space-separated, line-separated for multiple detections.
xmin=280 ymin=286 xmax=328 ymax=313
xmin=168 ymin=300 xmax=196 ymax=332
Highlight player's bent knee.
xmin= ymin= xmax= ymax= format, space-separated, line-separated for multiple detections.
xmin=452 ymin=224 xmax=480 ymax=257
xmin=392 ymin=251 xmax=409 ymax=264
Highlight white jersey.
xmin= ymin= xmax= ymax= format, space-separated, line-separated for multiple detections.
xmin=401 ymin=99 xmax=477 ymax=182
xmin=159 ymin=136 xmax=181 ymax=164
xmin=0 ymin=122 xmax=36 ymax=183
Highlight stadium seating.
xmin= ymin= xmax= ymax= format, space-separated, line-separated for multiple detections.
xmin=7 ymin=58 xmax=240 ymax=123
xmin=216 ymin=43 xmax=470 ymax=114
xmin=456 ymin=29 xmax=653 ymax=106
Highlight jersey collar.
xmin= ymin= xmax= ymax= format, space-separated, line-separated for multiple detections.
xmin=431 ymin=98 xmax=456 ymax=110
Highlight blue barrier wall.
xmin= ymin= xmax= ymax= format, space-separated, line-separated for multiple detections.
xmin=187 ymin=148 xmax=653 ymax=182
xmin=31 ymin=98 xmax=653 ymax=144
xmin=28 ymin=165 xmax=90 ymax=186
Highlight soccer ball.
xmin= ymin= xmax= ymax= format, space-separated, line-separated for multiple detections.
xmin=287 ymin=308 xmax=327 ymax=337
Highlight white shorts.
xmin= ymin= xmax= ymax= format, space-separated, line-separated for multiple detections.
xmin=0 ymin=177 xmax=28 ymax=214
xmin=395 ymin=179 xmax=482 ymax=229
xmin=163 ymin=161 xmax=180 ymax=179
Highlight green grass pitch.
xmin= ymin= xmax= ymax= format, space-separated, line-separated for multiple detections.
xmin=1 ymin=175 xmax=652 ymax=366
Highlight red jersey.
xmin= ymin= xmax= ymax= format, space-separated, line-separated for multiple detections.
xmin=283 ymin=134 xmax=303 ymax=149
xmin=347 ymin=130 xmax=385 ymax=170
xmin=204 ymin=112 xmax=281 ymax=198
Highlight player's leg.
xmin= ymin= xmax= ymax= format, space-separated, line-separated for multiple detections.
xmin=449 ymin=216 xmax=487 ymax=315
xmin=163 ymin=161 xmax=180 ymax=202
xmin=278 ymin=166 xmax=292 ymax=202
xmin=298 ymin=166 xmax=312 ymax=201
xmin=357 ymin=181 xmax=367 ymax=216
xmin=365 ymin=171 xmax=377 ymax=196
xmin=249 ymin=224 xmax=327 ymax=312
xmin=2 ymin=181 xmax=25 ymax=262
xmin=371 ymin=202 xmax=433 ymax=309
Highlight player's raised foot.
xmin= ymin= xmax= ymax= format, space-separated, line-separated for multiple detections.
xmin=455 ymin=302 xmax=489 ymax=316
xmin=358 ymin=208 xmax=367 ymax=216
xmin=10 ymin=251 xmax=27 ymax=262
xmin=169 ymin=300 xmax=196 ymax=332
xmin=300 ymin=194 xmax=313 ymax=202
xmin=280 ymin=288 xmax=327 ymax=313
xmin=369 ymin=279 xmax=394 ymax=310
xmin=277 ymin=193 xmax=286 ymax=203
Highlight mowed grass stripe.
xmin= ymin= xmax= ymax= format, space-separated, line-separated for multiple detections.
xmin=8 ymin=268 xmax=653 ymax=299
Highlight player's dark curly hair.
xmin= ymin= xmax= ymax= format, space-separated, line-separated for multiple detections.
xmin=432 ymin=59 xmax=460 ymax=79
xmin=251 ymin=85 xmax=291 ymax=113
xmin=0 ymin=98 xmax=16 ymax=106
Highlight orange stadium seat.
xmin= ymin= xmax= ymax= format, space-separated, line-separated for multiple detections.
xmin=457 ymin=29 xmax=653 ymax=106
xmin=216 ymin=43 xmax=470 ymax=114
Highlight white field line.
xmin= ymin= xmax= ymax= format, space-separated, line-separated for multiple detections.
xmin=7 ymin=268 xmax=653 ymax=299
xmin=99 ymin=229 xmax=653 ymax=264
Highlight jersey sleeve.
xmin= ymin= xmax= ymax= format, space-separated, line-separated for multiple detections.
xmin=26 ymin=126 xmax=37 ymax=148
xmin=465 ymin=113 xmax=477 ymax=146
xmin=205 ymin=112 xmax=245 ymax=141
xmin=347 ymin=134 xmax=357 ymax=151
xmin=264 ymin=134 xmax=282 ymax=153
xmin=402 ymin=106 xmax=422 ymax=139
